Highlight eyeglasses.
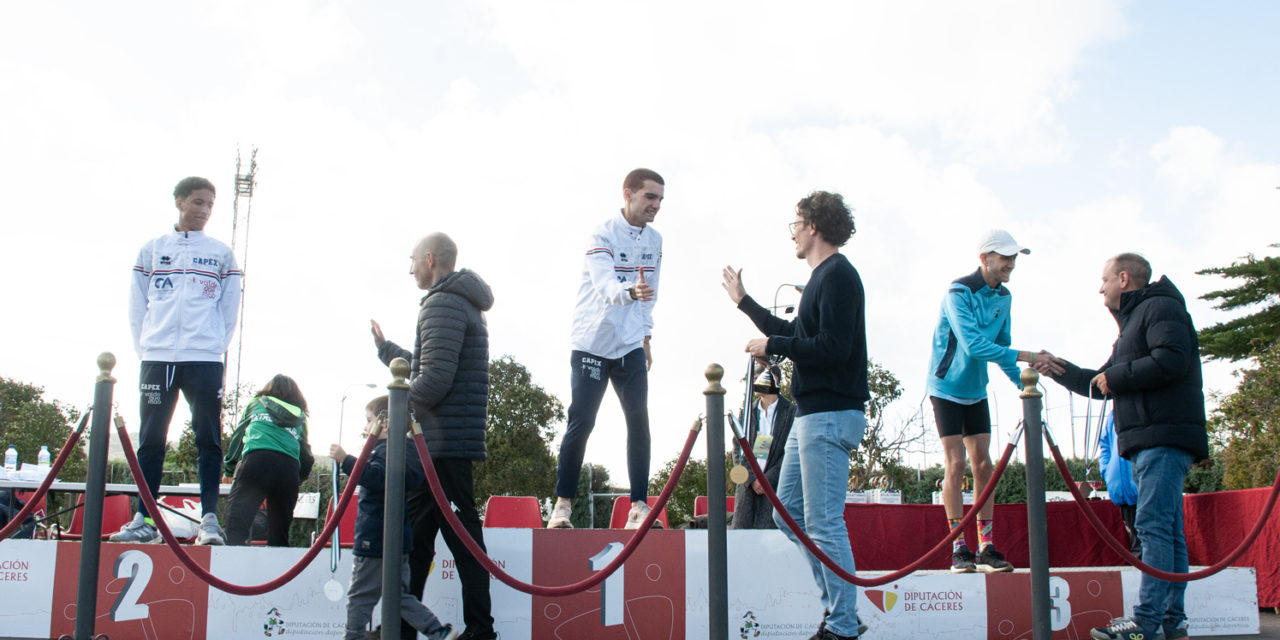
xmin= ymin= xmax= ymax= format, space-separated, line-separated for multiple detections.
xmin=788 ymin=220 xmax=808 ymax=236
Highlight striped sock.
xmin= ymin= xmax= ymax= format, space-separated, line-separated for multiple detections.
xmin=949 ymin=518 xmax=967 ymax=553
xmin=978 ymin=518 xmax=994 ymax=551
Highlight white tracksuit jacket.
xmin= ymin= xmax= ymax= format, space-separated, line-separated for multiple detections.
xmin=129 ymin=228 xmax=241 ymax=362
xmin=569 ymin=212 xmax=662 ymax=360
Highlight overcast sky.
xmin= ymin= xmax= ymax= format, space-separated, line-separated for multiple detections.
xmin=2 ymin=1 xmax=1278 ymax=484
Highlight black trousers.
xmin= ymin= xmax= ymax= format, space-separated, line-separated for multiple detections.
xmin=224 ymin=450 xmax=300 ymax=546
xmin=400 ymin=458 xmax=493 ymax=639
xmin=137 ymin=361 xmax=225 ymax=518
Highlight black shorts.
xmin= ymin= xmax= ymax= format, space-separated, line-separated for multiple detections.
xmin=930 ymin=396 xmax=991 ymax=438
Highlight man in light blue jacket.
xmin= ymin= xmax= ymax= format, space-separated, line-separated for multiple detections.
xmin=926 ymin=229 xmax=1054 ymax=573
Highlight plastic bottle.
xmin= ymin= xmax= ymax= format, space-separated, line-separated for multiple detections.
xmin=3 ymin=445 xmax=16 ymax=474
xmin=38 ymin=445 xmax=51 ymax=467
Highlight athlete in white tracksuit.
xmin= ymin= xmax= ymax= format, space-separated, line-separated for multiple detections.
xmin=549 ymin=168 xmax=664 ymax=529
xmin=113 ymin=176 xmax=241 ymax=545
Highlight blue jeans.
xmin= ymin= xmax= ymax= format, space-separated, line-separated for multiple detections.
xmin=1131 ymin=446 xmax=1192 ymax=634
xmin=556 ymin=349 xmax=650 ymax=501
xmin=772 ymin=409 xmax=865 ymax=637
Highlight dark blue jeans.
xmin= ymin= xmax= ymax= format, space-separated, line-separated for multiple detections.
xmin=1132 ymin=446 xmax=1193 ymax=635
xmin=136 ymin=361 xmax=225 ymax=518
xmin=555 ymin=349 xmax=650 ymax=501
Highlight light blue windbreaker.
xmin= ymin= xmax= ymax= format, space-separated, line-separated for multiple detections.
xmin=926 ymin=269 xmax=1021 ymax=401
xmin=1099 ymin=412 xmax=1137 ymax=506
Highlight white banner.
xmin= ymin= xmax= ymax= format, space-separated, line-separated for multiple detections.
xmin=0 ymin=539 xmax=57 ymax=639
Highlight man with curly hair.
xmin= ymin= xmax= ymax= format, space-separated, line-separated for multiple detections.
xmin=722 ymin=190 xmax=868 ymax=640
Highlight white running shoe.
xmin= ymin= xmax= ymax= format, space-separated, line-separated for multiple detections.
xmin=546 ymin=499 xmax=573 ymax=529
xmin=108 ymin=513 xmax=160 ymax=543
xmin=195 ymin=514 xmax=226 ymax=546
xmin=626 ymin=501 xmax=660 ymax=530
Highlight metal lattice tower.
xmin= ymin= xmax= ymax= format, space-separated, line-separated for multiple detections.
xmin=229 ymin=146 xmax=259 ymax=419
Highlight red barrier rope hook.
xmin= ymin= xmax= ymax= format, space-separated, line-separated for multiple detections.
xmin=1044 ymin=427 xmax=1280 ymax=583
xmin=410 ymin=418 xmax=703 ymax=597
xmin=733 ymin=423 xmax=1022 ymax=588
xmin=116 ymin=416 xmax=381 ymax=595
xmin=0 ymin=410 xmax=90 ymax=541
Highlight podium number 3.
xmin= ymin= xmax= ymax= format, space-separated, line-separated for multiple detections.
xmin=1049 ymin=576 xmax=1071 ymax=631
xmin=589 ymin=542 xmax=624 ymax=627
xmin=110 ymin=550 xmax=153 ymax=622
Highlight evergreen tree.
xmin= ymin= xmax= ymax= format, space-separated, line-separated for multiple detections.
xmin=1197 ymin=245 xmax=1280 ymax=361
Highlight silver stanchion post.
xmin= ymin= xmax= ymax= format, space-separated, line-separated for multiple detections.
xmin=704 ymin=363 xmax=727 ymax=640
xmin=381 ymin=358 xmax=410 ymax=640
xmin=74 ymin=353 xmax=116 ymax=640
xmin=1021 ymin=367 xmax=1051 ymax=640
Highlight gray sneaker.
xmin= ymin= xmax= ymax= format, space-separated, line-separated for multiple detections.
xmin=195 ymin=514 xmax=226 ymax=546
xmin=1164 ymin=620 xmax=1189 ymax=640
xmin=108 ymin=513 xmax=159 ymax=543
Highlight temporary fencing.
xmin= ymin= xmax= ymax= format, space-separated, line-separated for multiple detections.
xmin=732 ymin=424 xmax=1022 ymax=587
xmin=115 ymin=415 xmax=380 ymax=595
xmin=0 ymin=410 xmax=90 ymax=540
xmin=1045 ymin=427 xmax=1280 ymax=583
xmin=408 ymin=418 xmax=704 ymax=597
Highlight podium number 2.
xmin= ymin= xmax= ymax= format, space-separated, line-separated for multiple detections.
xmin=110 ymin=550 xmax=153 ymax=622
xmin=589 ymin=542 xmax=624 ymax=627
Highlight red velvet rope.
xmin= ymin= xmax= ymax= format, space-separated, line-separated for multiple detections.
xmin=0 ymin=413 xmax=88 ymax=540
xmin=117 ymin=420 xmax=379 ymax=595
xmin=410 ymin=421 xmax=702 ymax=597
xmin=735 ymin=432 xmax=1018 ymax=588
xmin=1047 ymin=439 xmax=1280 ymax=583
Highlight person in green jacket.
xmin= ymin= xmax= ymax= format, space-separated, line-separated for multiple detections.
xmin=222 ymin=374 xmax=315 ymax=546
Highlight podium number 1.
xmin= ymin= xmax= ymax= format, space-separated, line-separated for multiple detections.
xmin=589 ymin=542 xmax=624 ymax=626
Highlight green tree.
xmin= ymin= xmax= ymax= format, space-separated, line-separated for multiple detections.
xmin=474 ymin=356 xmax=564 ymax=511
xmin=1197 ymin=246 xmax=1280 ymax=361
xmin=1207 ymin=341 xmax=1280 ymax=489
xmin=850 ymin=360 xmax=908 ymax=484
xmin=647 ymin=452 xmax=734 ymax=528
xmin=569 ymin=463 xmax=614 ymax=529
xmin=0 ymin=377 xmax=87 ymax=481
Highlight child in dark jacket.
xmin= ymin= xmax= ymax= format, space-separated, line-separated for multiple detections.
xmin=331 ymin=395 xmax=456 ymax=640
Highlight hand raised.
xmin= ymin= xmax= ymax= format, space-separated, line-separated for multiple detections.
xmin=370 ymin=319 xmax=386 ymax=348
xmin=721 ymin=265 xmax=746 ymax=304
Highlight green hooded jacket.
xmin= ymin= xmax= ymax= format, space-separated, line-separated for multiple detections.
xmin=223 ymin=396 xmax=315 ymax=481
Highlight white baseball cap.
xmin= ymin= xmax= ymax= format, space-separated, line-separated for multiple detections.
xmin=977 ymin=229 xmax=1030 ymax=256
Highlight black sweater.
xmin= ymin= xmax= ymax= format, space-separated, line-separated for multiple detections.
xmin=738 ymin=253 xmax=869 ymax=416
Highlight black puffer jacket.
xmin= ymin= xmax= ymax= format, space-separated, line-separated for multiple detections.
xmin=379 ymin=269 xmax=494 ymax=461
xmin=1049 ymin=276 xmax=1208 ymax=461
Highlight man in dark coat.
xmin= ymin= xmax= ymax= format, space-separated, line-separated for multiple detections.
xmin=371 ymin=232 xmax=496 ymax=640
xmin=1037 ymin=253 xmax=1207 ymax=640
xmin=732 ymin=363 xmax=795 ymax=529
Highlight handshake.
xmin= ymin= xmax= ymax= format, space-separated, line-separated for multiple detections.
xmin=1025 ymin=350 xmax=1066 ymax=378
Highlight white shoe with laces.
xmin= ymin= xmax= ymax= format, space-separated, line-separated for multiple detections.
xmin=546 ymin=499 xmax=573 ymax=529
xmin=626 ymin=501 xmax=661 ymax=530
xmin=195 ymin=513 xmax=226 ymax=546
